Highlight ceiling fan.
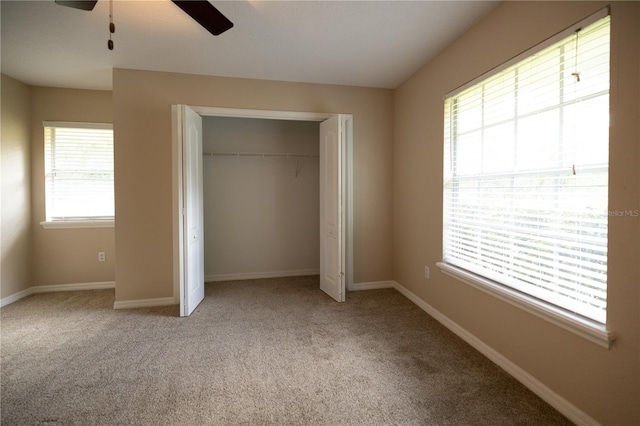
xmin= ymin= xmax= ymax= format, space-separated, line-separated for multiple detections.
xmin=55 ymin=0 xmax=234 ymax=49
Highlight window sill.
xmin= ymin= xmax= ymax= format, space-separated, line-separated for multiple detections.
xmin=436 ymin=262 xmax=616 ymax=349
xmin=40 ymin=220 xmax=114 ymax=229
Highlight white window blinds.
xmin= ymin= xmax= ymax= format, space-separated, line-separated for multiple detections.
xmin=44 ymin=122 xmax=114 ymax=221
xmin=443 ymin=12 xmax=610 ymax=324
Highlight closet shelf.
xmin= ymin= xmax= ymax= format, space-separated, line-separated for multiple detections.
xmin=204 ymin=152 xmax=319 ymax=159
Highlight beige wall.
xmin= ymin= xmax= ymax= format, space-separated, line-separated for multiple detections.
xmin=1 ymin=74 xmax=32 ymax=298
xmin=30 ymin=87 xmax=115 ymax=286
xmin=113 ymin=69 xmax=394 ymax=302
xmin=393 ymin=2 xmax=639 ymax=425
xmin=203 ymin=117 xmax=320 ymax=279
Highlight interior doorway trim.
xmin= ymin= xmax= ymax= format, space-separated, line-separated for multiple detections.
xmin=190 ymin=106 xmax=334 ymax=122
xmin=172 ymin=105 xmax=355 ymax=306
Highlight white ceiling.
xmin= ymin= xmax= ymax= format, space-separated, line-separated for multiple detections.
xmin=1 ymin=0 xmax=498 ymax=90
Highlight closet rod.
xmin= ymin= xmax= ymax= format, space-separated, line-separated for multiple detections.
xmin=204 ymin=152 xmax=319 ymax=159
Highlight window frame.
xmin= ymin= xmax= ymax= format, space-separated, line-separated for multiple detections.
xmin=40 ymin=121 xmax=115 ymax=229
xmin=438 ymin=8 xmax=615 ymax=349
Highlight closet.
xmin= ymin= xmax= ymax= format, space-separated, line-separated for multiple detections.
xmin=202 ymin=116 xmax=321 ymax=282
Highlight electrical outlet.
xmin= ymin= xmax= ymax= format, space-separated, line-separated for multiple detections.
xmin=424 ymin=266 xmax=430 ymax=279
xmin=98 ymin=252 xmax=106 ymax=262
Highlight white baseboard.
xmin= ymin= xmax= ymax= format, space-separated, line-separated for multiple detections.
xmin=391 ymin=280 xmax=600 ymax=426
xmin=0 ymin=288 xmax=33 ymax=307
xmin=206 ymin=269 xmax=320 ymax=282
xmin=1 ymin=281 xmax=115 ymax=308
xmin=350 ymin=280 xmax=395 ymax=291
xmin=32 ymin=281 xmax=115 ymax=293
xmin=113 ymin=297 xmax=176 ymax=310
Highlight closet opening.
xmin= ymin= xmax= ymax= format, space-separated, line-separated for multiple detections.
xmin=172 ymin=106 xmax=353 ymax=316
xmin=203 ymin=117 xmax=321 ymax=283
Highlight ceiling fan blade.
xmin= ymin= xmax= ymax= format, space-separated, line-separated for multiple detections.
xmin=54 ymin=0 xmax=98 ymax=11
xmin=172 ymin=0 xmax=233 ymax=36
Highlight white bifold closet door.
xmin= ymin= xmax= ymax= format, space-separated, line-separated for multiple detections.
xmin=319 ymin=115 xmax=345 ymax=302
xmin=181 ymin=105 xmax=205 ymax=316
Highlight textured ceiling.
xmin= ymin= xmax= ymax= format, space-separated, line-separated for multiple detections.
xmin=1 ymin=0 xmax=498 ymax=90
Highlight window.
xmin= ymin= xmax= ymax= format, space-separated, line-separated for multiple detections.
xmin=43 ymin=122 xmax=114 ymax=227
xmin=441 ymin=11 xmax=611 ymax=339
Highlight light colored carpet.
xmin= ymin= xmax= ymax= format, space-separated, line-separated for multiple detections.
xmin=1 ymin=276 xmax=572 ymax=425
